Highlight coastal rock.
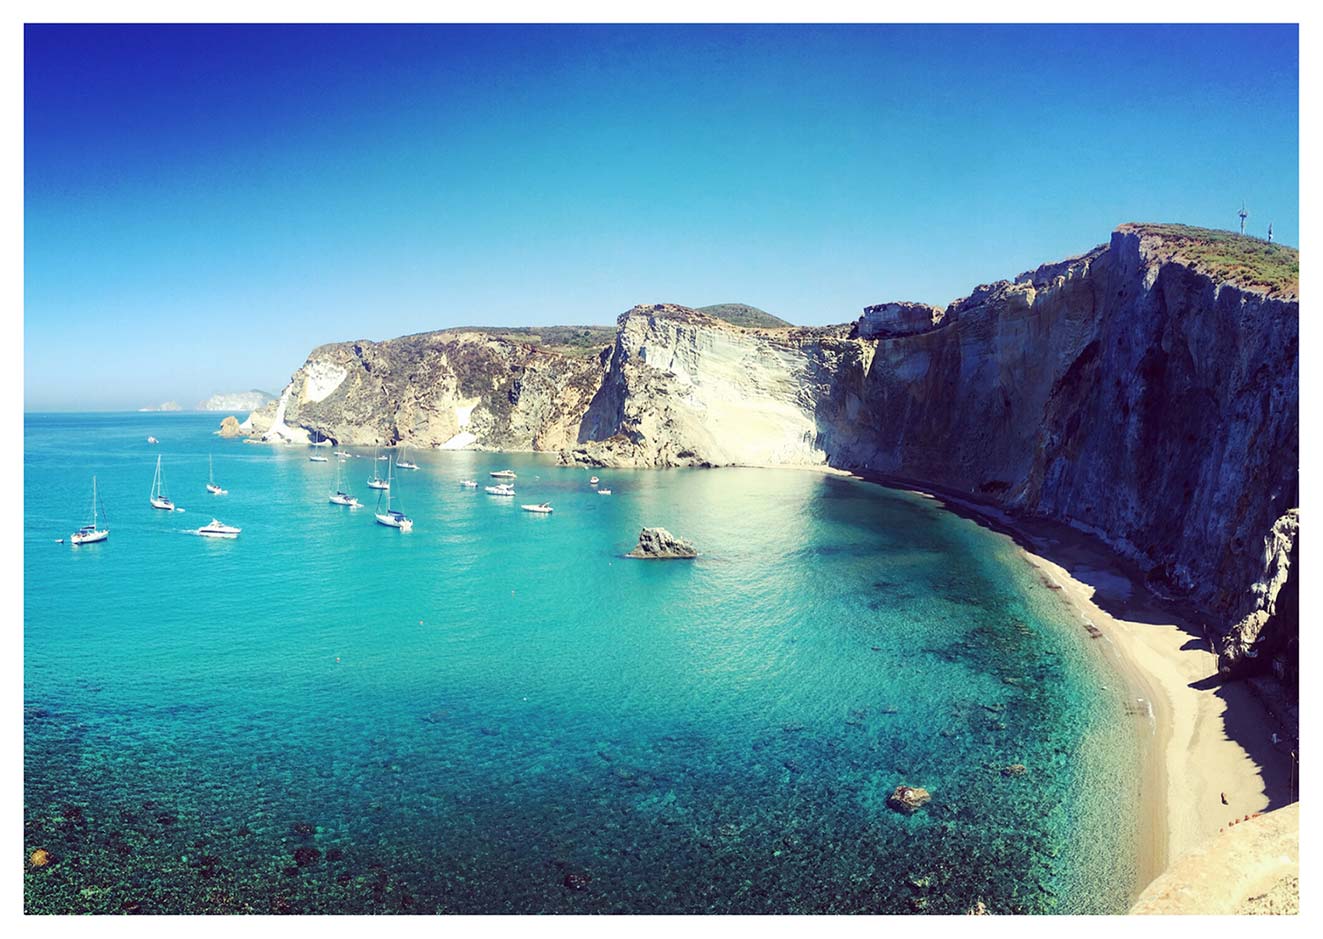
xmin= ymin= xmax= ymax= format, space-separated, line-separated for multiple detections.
xmin=217 ymin=416 xmax=242 ymax=438
xmin=626 ymin=527 xmax=697 ymax=559
xmin=268 ymin=224 xmax=1298 ymax=683
xmin=1218 ymin=509 xmax=1298 ymax=683
xmin=855 ymin=301 xmax=946 ymax=339
xmin=886 ymin=785 xmax=931 ymax=814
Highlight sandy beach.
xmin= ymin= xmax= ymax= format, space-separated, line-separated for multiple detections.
xmin=834 ymin=470 xmax=1299 ymax=899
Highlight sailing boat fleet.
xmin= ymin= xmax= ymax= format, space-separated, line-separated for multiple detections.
xmin=66 ymin=439 xmax=602 ymax=546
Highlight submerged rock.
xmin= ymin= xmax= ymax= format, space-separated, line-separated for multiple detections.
xmin=1002 ymin=764 xmax=1028 ymax=777
xmin=626 ymin=527 xmax=697 ymax=559
xmin=886 ymin=785 xmax=931 ymax=815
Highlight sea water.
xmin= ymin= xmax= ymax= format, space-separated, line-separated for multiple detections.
xmin=24 ymin=412 xmax=1142 ymax=914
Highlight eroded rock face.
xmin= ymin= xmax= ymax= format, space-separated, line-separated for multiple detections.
xmin=1218 ymin=510 xmax=1298 ymax=683
xmin=249 ymin=331 xmax=607 ymax=449
xmin=626 ymin=527 xmax=697 ymax=559
xmin=265 ymin=225 xmax=1297 ymax=672
xmin=217 ymin=416 xmax=243 ymax=438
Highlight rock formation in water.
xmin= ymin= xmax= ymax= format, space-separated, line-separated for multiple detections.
xmin=198 ymin=389 xmax=276 ymax=412
xmin=886 ymin=785 xmax=932 ymax=814
xmin=217 ymin=415 xmax=243 ymax=438
xmin=261 ymin=223 xmax=1298 ymax=676
xmin=626 ymin=527 xmax=698 ymax=559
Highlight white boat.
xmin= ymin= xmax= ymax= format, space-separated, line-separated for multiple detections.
xmin=485 ymin=483 xmax=516 ymax=496
xmin=396 ymin=446 xmax=418 ymax=470
xmin=198 ymin=518 xmax=241 ymax=538
xmin=71 ymin=475 xmax=109 ymax=545
xmin=367 ymin=450 xmax=390 ymax=489
xmin=521 ymin=502 xmax=554 ymax=514
xmin=149 ymin=455 xmax=177 ymax=511
xmin=206 ymin=454 xmax=228 ymax=495
xmin=146 ymin=436 xmax=158 ymax=444
xmin=374 ymin=461 xmax=413 ymax=531
xmin=459 ymin=479 xmax=478 ymax=488
xmin=597 ymin=489 xmax=612 ymax=495
xmin=589 ymin=476 xmax=600 ymax=485
xmin=490 ymin=470 xmax=517 ymax=479
xmin=309 ymin=454 xmax=329 ymax=463
xmin=329 ymin=461 xmax=362 ymax=507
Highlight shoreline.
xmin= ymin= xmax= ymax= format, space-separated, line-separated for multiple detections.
xmin=825 ymin=466 xmax=1297 ymax=905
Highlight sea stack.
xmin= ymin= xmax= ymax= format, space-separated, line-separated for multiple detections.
xmin=626 ymin=527 xmax=697 ymax=559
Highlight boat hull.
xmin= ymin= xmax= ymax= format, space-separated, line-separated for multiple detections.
xmin=375 ymin=513 xmax=412 ymax=531
xmin=150 ymin=498 xmax=175 ymax=511
xmin=367 ymin=481 xmax=390 ymax=490
xmin=71 ymin=529 xmax=109 ymax=545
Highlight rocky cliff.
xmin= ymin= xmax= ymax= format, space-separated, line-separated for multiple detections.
xmin=248 ymin=328 xmax=609 ymax=450
xmin=261 ymin=223 xmax=1298 ymax=665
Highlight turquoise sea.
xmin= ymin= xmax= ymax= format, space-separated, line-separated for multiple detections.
xmin=24 ymin=412 xmax=1141 ymax=914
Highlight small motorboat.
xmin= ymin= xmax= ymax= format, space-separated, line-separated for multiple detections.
xmin=521 ymin=502 xmax=553 ymax=514
xmin=597 ymin=489 xmax=612 ymax=495
xmin=490 ymin=470 xmax=517 ymax=479
xmin=459 ymin=479 xmax=478 ymax=488
xmin=198 ymin=519 xmax=241 ymax=538
xmin=147 ymin=436 xmax=158 ymax=444
xmin=589 ymin=476 xmax=600 ymax=485
xmin=485 ymin=483 xmax=516 ymax=496
xmin=309 ymin=455 xmax=329 ymax=462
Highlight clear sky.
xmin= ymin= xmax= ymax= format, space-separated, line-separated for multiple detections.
xmin=24 ymin=23 xmax=1299 ymax=411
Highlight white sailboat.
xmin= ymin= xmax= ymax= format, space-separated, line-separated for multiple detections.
xmin=198 ymin=518 xmax=241 ymax=538
xmin=367 ymin=449 xmax=390 ymax=489
xmin=374 ymin=460 xmax=412 ymax=531
xmin=71 ymin=475 xmax=109 ymax=545
xmin=396 ymin=445 xmax=418 ymax=470
xmin=206 ymin=454 xmax=227 ymax=495
xmin=309 ymin=454 xmax=329 ymax=462
xmin=149 ymin=455 xmax=177 ymax=511
xmin=329 ymin=460 xmax=362 ymax=508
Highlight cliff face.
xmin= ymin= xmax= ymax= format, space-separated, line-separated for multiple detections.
xmin=250 ymin=330 xmax=605 ymax=450
xmin=262 ymin=224 xmax=1298 ymax=655
xmin=560 ymin=227 xmax=1298 ymax=638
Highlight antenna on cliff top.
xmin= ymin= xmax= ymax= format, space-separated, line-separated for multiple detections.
xmin=1238 ymin=202 xmax=1248 ymax=236
xmin=1267 ymin=223 xmax=1274 ymax=244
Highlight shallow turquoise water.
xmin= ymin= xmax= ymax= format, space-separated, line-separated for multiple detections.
xmin=24 ymin=412 xmax=1141 ymax=914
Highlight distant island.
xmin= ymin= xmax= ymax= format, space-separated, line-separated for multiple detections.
xmin=137 ymin=401 xmax=182 ymax=412
xmin=197 ymin=389 xmax=276 ymax=412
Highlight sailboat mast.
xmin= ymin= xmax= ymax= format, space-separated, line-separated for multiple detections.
xmin=91 ymin=475 xmax=98 ymax=528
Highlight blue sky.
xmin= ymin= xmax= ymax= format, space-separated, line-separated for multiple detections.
xmin=25 ymin=23 xmax=1299 ymax=411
